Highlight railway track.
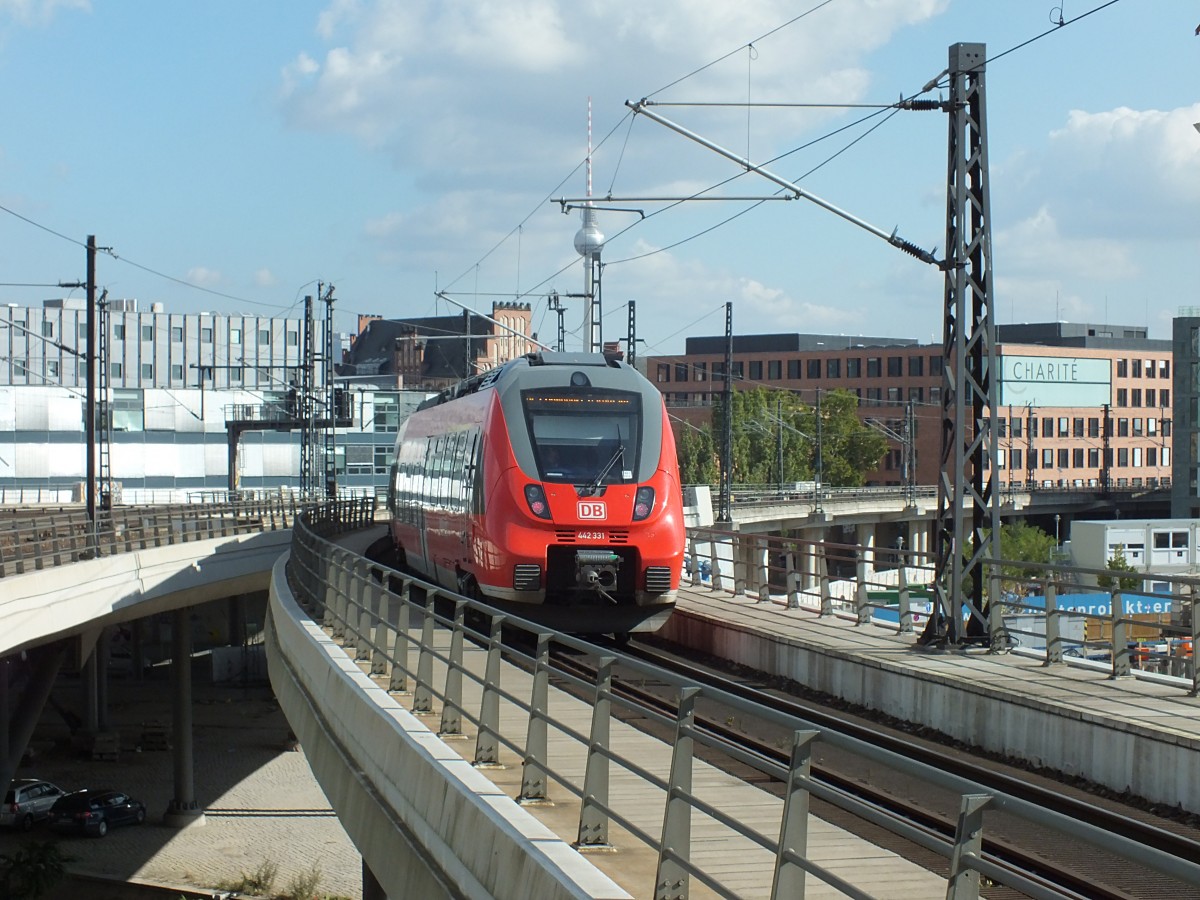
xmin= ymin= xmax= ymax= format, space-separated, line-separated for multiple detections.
xmin=541 ymin=636 xmax=1200 ymax=899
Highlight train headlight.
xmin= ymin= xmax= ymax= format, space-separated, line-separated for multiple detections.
xmin=524 ymin=483 xmax=552 ymax=519
xmin=632 ymin=486 xmax=655 ymax=521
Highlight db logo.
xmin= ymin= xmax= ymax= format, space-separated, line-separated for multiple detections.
xmin=577 ymin=501 xmax=607 ymax=520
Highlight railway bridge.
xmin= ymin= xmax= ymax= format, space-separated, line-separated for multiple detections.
xmin=2 ymin=498 xmax=1198 ymax=898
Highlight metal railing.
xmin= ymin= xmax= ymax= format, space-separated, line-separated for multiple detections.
xmin=686 ymin=525 xmax=1200 ymax=694
xmin=0 ymin=495 xmax=311 ymax=578
xmin=284 ymin=511 xmax=1200 ymax=899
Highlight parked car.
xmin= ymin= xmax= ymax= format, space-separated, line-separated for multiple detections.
xmin=2 ymin=779 xmax=65 ymax=831
xmin=47 ymin=788 xmax=146 ymax=837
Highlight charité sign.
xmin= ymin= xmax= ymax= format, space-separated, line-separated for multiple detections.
xmin=999 ymin=354 xmax=1112 ymax=407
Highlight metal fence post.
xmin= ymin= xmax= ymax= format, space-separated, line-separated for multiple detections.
xmin=576 ymin=656 xmax=614 ymax=850
xmin=370 ymin=574 xmax=389 ymax=675
xmin=353 ymin=559 xmax=372 ymax=660
xmin=709 ymin=537 xmax=724 ymax=593
xmin=947 ymin=794 xmax=991 ymax=900
xmin=733 ymin=533 xmax=747 ymax=597
xmin=757 ymin=537 xmax=771 ymax=603
xmin=439 ymin=600 xmax=466 ymax=738
xmin=1044 ymin=579 xmax=1062 ymax=666
xmin=987 ymin=567 xmax=1006 ymax=652
xmin=770 ymin=729 xmax=819 ymax=900
xmin=897 ymin=564 xmax=913 ymax=634
xmin=388 ymin=580 xmax=411 ymax=693
xmin=412 ymin=593 xmax=437 ymax=714
xmin=655 ymin=686 xmax=699 ymax=900
xmin=688 ymin=533 xmax=701 ymax=588
xmin=474 ymin=615 xmax=506 ymax=767
xmin=1111 ymin=591 xmax=1130 ymax=678
xmin=519 ymin=633 xmax=551 ymax=804
xmin=786 ymin=549 xmax=800 ymax=610
xmin=818 ymin=544 xmax=833 ymax=618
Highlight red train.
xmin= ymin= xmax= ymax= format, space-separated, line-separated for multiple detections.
xmin=384 ymin=350 xmax=685 ymax=635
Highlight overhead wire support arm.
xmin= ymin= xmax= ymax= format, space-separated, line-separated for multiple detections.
xmin=625 ymin=98 xmax=942 ymax=267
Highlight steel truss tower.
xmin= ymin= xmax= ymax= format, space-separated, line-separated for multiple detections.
xmin=925 ymin=43 xmax=1002 ymax=646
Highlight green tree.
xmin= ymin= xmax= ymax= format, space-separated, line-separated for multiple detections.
xmin=686 ymin=387 xmax=888 ymax=487
xmin=1097 ymin=544 xmax=1141 ymax=592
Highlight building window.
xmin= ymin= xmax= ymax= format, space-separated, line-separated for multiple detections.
xmin=41 ymin=320 xmax=54 ymax=337
xmin=1072 ymin=417 xmax=1084 ymax=437
xmin=807 ymin=359 xmax=821 ymax=378
xmin=1145 ymin=388 xmax=1156 ymax=407
xmin=847 ymin=357 xmax=861 ymax=378
xmin=675 ymin=363 xmax=689 ymax=382
xmin=78 ymin=323 xmax=87 ymax=339
xmin=1087 ymin=417 xmax=1099 ymax=438
xmin=231 ymin=367 xmax=242 ymax=383
xmin=171 ymin=326 xmax=183 ymax=342
xmin=141 ymin=363 xmax=153 ymax=379
xmin=732 ymin=361 xmax=743 ymax=379
xmin=1011 ymin=448 xmax=1022 ymax=470
xmin=768 ymin=360 xmax=781 ymax=380
xmin=1131 ymin=388 xmax=1142 ymax=407
xmin=908 ymin=387 xmax=923 ymax=402
xmin=826 ymin=358 xmax=840 ymax=378
xmin=930 ymin=355 xmax=943 ymax=376
xmin=259 ymin=329 xmax=270 ymax=346
xmin=1160 ymin=361 xmax=1170 ymax=378
xmin=1116 ymin=447 xmax=1129 ymax=466
xmin=1147 ymin=447 xmax=1157 ymax=466
xmin=1055 ymin=448 xmax=1067 ymax=468
xmin=930 ymin=386 xmax=942 ymax=404
xmin=171 ymin=364 xmax=184 ymax=381
xmin=1145 ymin=360 xmax=1156 ymax=379
xmin=1042 ymin=449 xmax=1054 ymax=467
xmin=866 ymin=388 xmax=881 ymax=406
xmin=1088 ymin=448 xmax=1099 ymax=467
xmin=1116 ymin=388 xmax=1127 ymax=407
xmin=111 ymin=389 xmax=143 ymax=431
xmin=142 ymin=324 xmax=153 ymax=341
xmin=1011 ymin=418 xmax=1023 ymax=438
xmin=748 ymin=360 xmax=763 ymax=380
xmin=787 ymin=359 xmax=801 ymax=379
xmin=1042 ymin=417 xmax=1054 ymax=437
xmin=287 ymin=330 xmax=299 ymax=346
xmin=373 ymin=393 xmax=400 ymax=432
xmin=113 ymin=324 xmax=126 ymax=340
xmin=46 ymin=360 xmax=60 ymax=378
xmin=887 ymin=357 xmax=902 ymax=377
xmin=77 ymin=360 xmax=87 ymax=378
xmin=1117 ymin=418 xmax=1129 ymax=437
xmin=1160 ymin=389 xmax=1170 ymax=407
xmin=111 ymin=362 xmax=123 ymax=378
xmin=231 ymin=328 xmax=241 ymax=345
xmin=867 ymin=357 xmax=881 ymax=377
xmin=14 ymin=359 xmax=27 ymax=377
xmin=908 ymin=356 xmax=924 ymax=376
xmin=1116 ymin=359 xmax=1128 ymax=377
xmin=887 ymin=387 xmax=901 ymax=403
xmin=1132 ymin=359 xmax=1142 ymax=377
xmin=1132 ymin=447 xmax=1143 ymax=467
xmin=202 ymin=327 xmax=213 ymax=343
xmin=656 ymin=364 xmax=669 ymax=383
xmin=695 ymin=362 xmax=707 ymax=382
xmin=1028 ymin=417 xmax=1038 ymax=438
xmin=1132 ymin=418 xmax=1143 ymax=437
xmin=1056 ymin=417 xmax=1067 ymax=435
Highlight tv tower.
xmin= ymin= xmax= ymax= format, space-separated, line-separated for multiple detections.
xmin=573 ymin=97 xmax=605 ymax=353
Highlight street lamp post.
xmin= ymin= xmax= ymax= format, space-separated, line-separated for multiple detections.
xmin=1055 ymin=513 xmax=1061 ymax=548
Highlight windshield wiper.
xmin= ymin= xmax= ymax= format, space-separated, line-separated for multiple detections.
xmin=581 ymin=443 xmax=624 ymax=496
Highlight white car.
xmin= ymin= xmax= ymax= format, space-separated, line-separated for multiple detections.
xmin=2 ymin=779 xmax=66 ymax=831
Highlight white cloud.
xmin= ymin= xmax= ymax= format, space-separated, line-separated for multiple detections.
xmin=0 ymin=0 xmax=88 ymax=25
xmin=186 ymin=267 xmax=222 ymax=287
xmin=254 ymin=268 xmax=277 ymax=288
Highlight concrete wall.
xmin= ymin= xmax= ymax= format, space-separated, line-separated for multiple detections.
xmin=265 ymin=555 xmax=631 ymax=900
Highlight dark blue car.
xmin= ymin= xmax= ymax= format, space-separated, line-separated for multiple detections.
xmin=47 ymin=788 xmax=146 ymax=837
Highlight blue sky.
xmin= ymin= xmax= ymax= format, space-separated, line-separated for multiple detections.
xmin=1 ymin=1 xmax=1198 ymax=356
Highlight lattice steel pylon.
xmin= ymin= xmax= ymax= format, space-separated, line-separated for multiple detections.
xmin=922 ymin=43 xmax=1003 ymax=647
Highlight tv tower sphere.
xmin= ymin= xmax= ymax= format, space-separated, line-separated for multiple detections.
xmin=574 ymin=207 xmax=605 ymax=258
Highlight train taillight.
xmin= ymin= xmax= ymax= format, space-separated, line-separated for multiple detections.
xmin=523 ymin=484 xmax=551 ymax=519
xmin=632 ymin=486 xmax=655 ymax=521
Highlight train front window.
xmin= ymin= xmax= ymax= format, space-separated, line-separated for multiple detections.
xmin=522 ymin=388 xmax=641 ymax=484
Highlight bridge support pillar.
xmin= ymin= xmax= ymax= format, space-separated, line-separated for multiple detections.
xmin=164 ymin=608 xmax=206 ymax=828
